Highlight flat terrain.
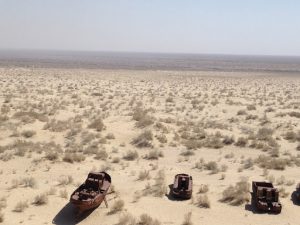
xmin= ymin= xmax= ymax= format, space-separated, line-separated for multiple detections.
xmin=0 ymin=68 xmax=300 ymax=225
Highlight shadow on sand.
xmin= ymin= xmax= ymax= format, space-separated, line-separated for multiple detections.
xmin=52 ymin=203 xmax=96 ymax=225
xmin=291 ymin=191 xmax=300 ymax=206
xmin=165 ymin=184 xmax=189 ymax=201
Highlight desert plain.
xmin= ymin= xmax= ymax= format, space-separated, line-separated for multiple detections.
xmin=0 ymin=68 xmax=300 ymax=225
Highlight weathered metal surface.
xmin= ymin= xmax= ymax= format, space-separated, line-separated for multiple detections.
xmin=70 ymin=171 xmax=111 ymax=213
xmin=252 ymin=181 xmax=282 ymax=213
xmin=172 ymin=174 xmax=193 ymax=199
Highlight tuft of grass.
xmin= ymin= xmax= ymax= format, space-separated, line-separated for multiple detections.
xmin=195 ymin=194 xmax=211 ymax=208
xmin=146 ymin=149 xmax=163 ymax=160
xmin=58 ymin=175 xmax=73 ymax=186
xmin=235 ymin=137 xmax=248 ymax=147
xmin=198 ymin=184 xmax=209 ymax=194
xmin=32 ymin=194 xmax=48 ymax=206
xmin=139 ymin=213 xmax=161 ymax=225
xmin=132 ymin=130 xmax=153 ymax=148
xmin=109 ymin=199 xmax=125 ymax=214
xmin=63 ymin=152 xmax=85 ymax=163
xmin=181 ymin=212 xmax=193 ymax=225
xmin=123 ymin=150 xmax=139 ymax=161
xmin=13 ymin=201 xmax=29 ymax=212
xmin=59 ymin=189 xmax=68 ymax=199
xmin=138 ymin=170 xmax=151 ymax=181
xmin=21 ymin=130 xmax=36 ymax=138
xmin=88 ymin=117 xmax=104 ymax=131
xmin=117 ymin=213 xmax=136 ymax=225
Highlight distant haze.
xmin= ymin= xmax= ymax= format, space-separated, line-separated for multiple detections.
xmin=0 ymin=0 xmax=300 ymax=56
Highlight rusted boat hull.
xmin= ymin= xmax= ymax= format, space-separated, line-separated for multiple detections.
xmin=70 ymin=172 xmax=111 ymax=214
xmin=172 ymin=173 xmax=193 ymax=199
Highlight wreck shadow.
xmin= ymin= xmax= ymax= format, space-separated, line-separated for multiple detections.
xmin=52 ymin=203 xmax=96 ymax=225
xmin=291 ymin=191 xmax=300 ymax=206
xmin=165 ymin=184 xmax=189 ymax=201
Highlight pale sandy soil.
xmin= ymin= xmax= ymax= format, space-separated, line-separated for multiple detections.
xmin=0 ymin=68 xmax=300 ymax=225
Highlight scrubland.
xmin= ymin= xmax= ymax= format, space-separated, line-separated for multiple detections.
xmin=0 ymin=68 xmax=300 ymax=224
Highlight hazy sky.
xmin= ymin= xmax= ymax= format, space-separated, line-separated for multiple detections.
xmin=0 ymin=0 xmax=299 ymax=55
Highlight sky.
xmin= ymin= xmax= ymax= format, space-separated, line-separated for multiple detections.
xmin=0 ymin=0 xmax=299 ymax=56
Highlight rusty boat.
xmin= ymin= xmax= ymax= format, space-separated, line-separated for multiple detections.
xmin=252 ymin=181 xmax=282 ymax=213
xmin=172 ymin=174 xmax=193 ymax=199
xmin=70 ymin=171 xmax=111 ymax=213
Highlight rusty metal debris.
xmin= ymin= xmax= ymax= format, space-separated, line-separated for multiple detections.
xmin=252 ymin=181 xmax=282 ymax=213
xmin=172 ymin=174 xmax=193 ymax=199
xmin=70 ymin=171 xmax=112 ymax=214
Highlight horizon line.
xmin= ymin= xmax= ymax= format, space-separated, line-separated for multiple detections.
xmin=1 ymin=48 xmax=300 ymax=58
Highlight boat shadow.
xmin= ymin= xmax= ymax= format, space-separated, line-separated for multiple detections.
xmin=52 ymin=203 xmax=96 ymax=225
xmin=165 ymin=184 xmax=189 ymax=201
xmin=291 ymin=191 xmax=300 ymax=206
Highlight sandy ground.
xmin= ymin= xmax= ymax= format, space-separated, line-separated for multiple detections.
xmin=0 ymin=67 xmax=300 ymax=225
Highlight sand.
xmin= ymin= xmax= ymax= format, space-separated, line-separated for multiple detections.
xmin=0 ymin=67 xmax=300 ymax=225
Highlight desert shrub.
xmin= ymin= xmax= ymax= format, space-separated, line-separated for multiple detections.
xmin=138 ymin=170 xmax=151 ymax=181
xmin=235 ymin=137 xmax=248 ymax=147
xmin=205 ymin=161 xmax=219 ymax=174
xmin=21 ymin=177 xmax=37 ymax=188
xmin=223 ymin=136 xmax=235 ymax=145
xmin=106 ymin=133 xmax=115 ymax=139
xmin=109 ymin=199 xmax=124 ymax=214
xmin=256 ymin=127 xmax=273 ymax=141
xmin=13 ymin=201 xmax=29 ymax=212
xmin=203 ymin=136 xmax=224 ymax=149
xmin=21 ymin=130 xmax=36 ymax=138
xmin=0 ymin=198 xmax=6 ymax=210
xmin=45 ymin=151 xmax=59 ymax=161
xmin=278 ymin=187 xmax=289 ymax=198
xmin=132 ymin=130 xmax=153 ymax=148
xmin=237 ymin=110 xmax=247 ymax=116
xmin=143 ymin=170 xmax=167 ymax=197
xmin=220 ymin=179 xmax=250 ymax=205
xmin=88 ymin=117 xmax=104 ymax=131
xmin=117 ymin=213 xmax=136 ymax=225
xmin=195 ymin=194 xmax=210 ymax=208
xmin=183 ymin=140 xmax=202 ymax=149
xmin=297 ymin=144 xmax=300 ymax=151
xmin=139 ymin=213 xmax=161 ymax=225
xmin=247 ymin=105 xmax=256 ymax=111
xmin=123 ymin=150 xmax=139 ymax=161
xmin=180 ymin=149 xmax=195 ymax=157
xmin=198 ymin=184 xmax=209 ymax=193
xmin=58 ymin=175 xmax=73 ymax=186
xmin=95 ymin=149 xmax=108 ymax=160
xmin=32 ymin=194 xmax=48 ymax=205
xmin=136 ymin=115 xmax=155 ymax=128
xmin=156 ymin=133 xmax=167 ymax=144
xmin=46 ymin=187 xmax=57 ymax=195
xmin=255 ymin=155 xmax=288 ymax=170
xmin=112 ymin=157 xmax=120 ymax=163
xmin=63 ymin=153 xmax=85 ymax=163
xmin=146 ymin=149 xmax=163 ymax=160
xmin=182 ymin=212 xmax=193 ymax=225
xmin=243 ymin=158 xmax=254 ymax=169
xmin=0 ymin=211 xmax=3 ymax=223
xmin=43 ymin=119 xmax=71 ymax=132
xmin=59 ymin=189 xmax=68 ymax=199
xmin=288 ymin=111 xmax=300 ymax=118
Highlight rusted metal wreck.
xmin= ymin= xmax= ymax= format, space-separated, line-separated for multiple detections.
xmin=70 ymin=171 xmax=111 ymax=214
xmin=172 ymin=173 xmax=193 ymax=199
xmin=252 ymin=181 xmax=282 ymax=213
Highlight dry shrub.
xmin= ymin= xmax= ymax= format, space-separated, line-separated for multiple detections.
xmin=205 ymin=161 xmax=219 ymax=174
xmin=183 ymin=140 xmax=202 ymax=150
xmin=156 ymin=134 xmax=167 ymax=143
xmin=247 ymin=104 xmax=256 ymax=111
xmin=195 ymin=194 xmax=211 ymax=208
xmin=21 ymin=130 xmax=36 ymax=138
xmin=132 ymin=130 xmax=153 ymax=148
xmin=32 ymin=194 xmax=48 ymax=205
xmin=88 ymin=117 xmax=104 ymax=131
xmin=278 ymin=187 xmax=289 ymax=198
xmin=112 ymin=157 xmax=121 ymax=163
xmin=223 ymin=135 xmax=235 ymax=145
xmin=63 ymin=153 xmax=85 ymax=163
xmin=95 ymin=149 xmax=108 ymax=160
xmin=0 ymin=211 xmax=3 ymax=223
xmin=198 ymin=184 xmax=209 ymax=194
xmin=21 ymin=177 xmax=37 ymax=188
xmin=203 ymin=136 xmax=224 ymax=149
xmin=13 ymin=201 xmax=29 ymax=212
xmin=144 ymin=170 xmax=167 ymax=197
xmin=180 ymin=149 xmax=195 ymax=157
xmin=117 ymin=213 xmax=136 ymax=225
xmin=109 ymin=199 xmax=124 ymax=214
xmin=139 ymin=213 xmax=161 ymax=225
xmin=221 ymin=179 xmax=250 ymax=205
xmin=146 ymin=149 xmax=163 ymax=160
xmin=255 ymin=155 xmax=288 ymax=170
xmin=106 ymin=133 xmax=115 ymax=139
xmin=0 ymin=198 xmax=6 ymax=211
xmin=59 ymin=189 xmax=68 ymax=199
xmin=182 ymin=212 xmax=193 ymax=225
xmin=288 ymin=111 xmax=300 ymax=118
xmin=235 ymin=137 xmax=248 ymax=147
xmin=138 ymin=170 xmax=151 ymax=181
xmin=45 ymin=151 xmax=59 ymax=161
xmin=58 ymin=175 xmax=73 ymax=186
xmin=123 ymin=150 xmax=139 ymax=161
xmin=257 ymin=127 xmax=274 ymax=141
